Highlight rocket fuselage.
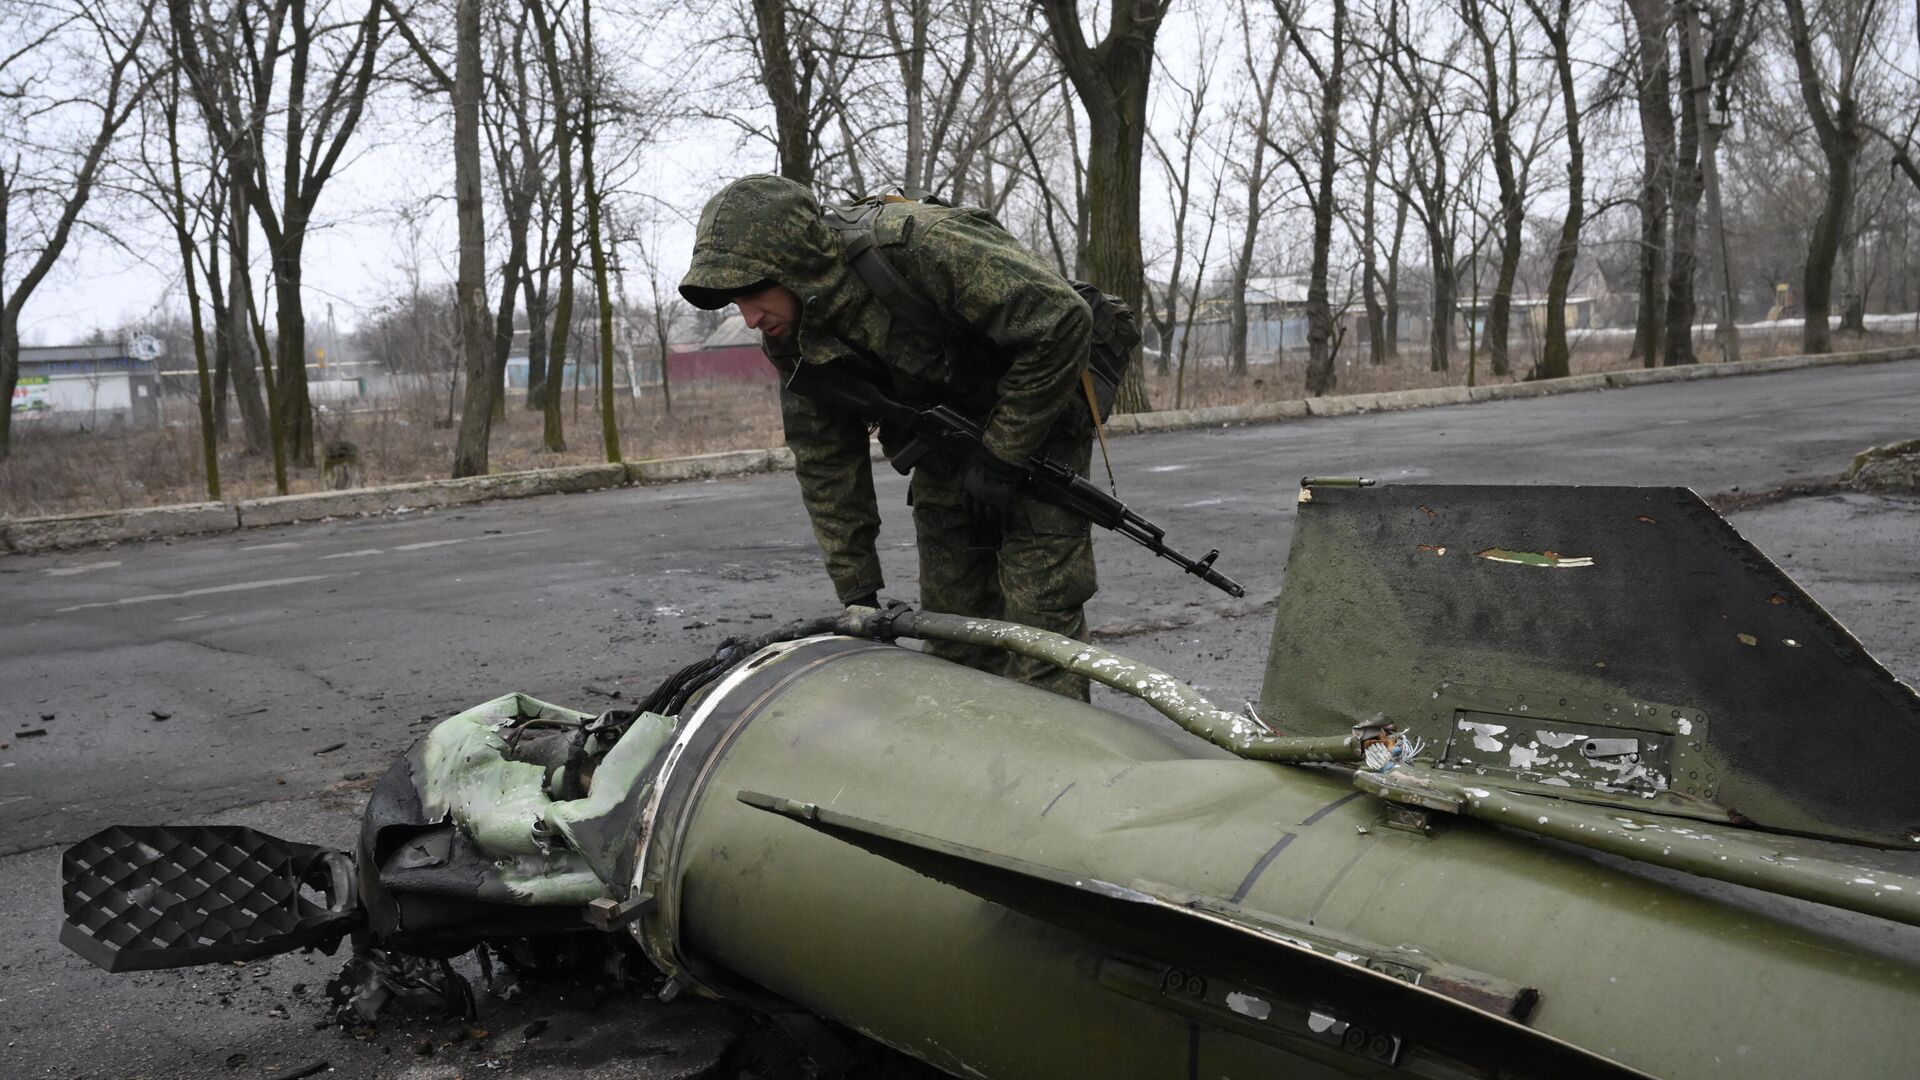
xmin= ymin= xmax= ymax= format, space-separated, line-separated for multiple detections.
xmin=632 ymin=635 xmax=1920 ymax=1080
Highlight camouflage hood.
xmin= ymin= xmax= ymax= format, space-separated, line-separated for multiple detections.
xmin=678 ymin=175 xmax=854 ymax=315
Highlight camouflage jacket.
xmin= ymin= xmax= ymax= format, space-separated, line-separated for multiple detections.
xmin=680 ymin=175 xmax=1094 ymax=603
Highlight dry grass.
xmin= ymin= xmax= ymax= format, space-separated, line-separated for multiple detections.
xmin=1147 ymin=324 xmax=1913 ymax=410
xmin=1 ymin=380 xmax=787 ymax=518
xmin=5 ymin=325 xmax=1913 ymax=519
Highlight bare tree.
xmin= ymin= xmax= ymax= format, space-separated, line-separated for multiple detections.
xmin=165 ymin=2 xmax=275 ymax=454
xmin=481 ymin=0 xmax=549 ymax=421
xmin=0 ymin=0 xmax=156 ymax=463
xmin=1343 ymin=14 xmax=1398 ymax=366
xmin=1226 ymin=0 xmax=1287 ymax=376
xmin=1270 ymin=0 xmax=1349 ymax=397
xmin=1783 ymin=0 xmax=1881 ymax=354
xmin=1457 ymin=0 xmax=1528 ymax=376
xmin=528 ymin=0 xmax=572 ymax=451
xmin=1175 ymin=144 xmax=1228 ymax=410
xmin=750 ymin=0 xmax=822 ymax=183
xmin=385 ymin=0 xmax=499 ymax=475
xmin=143 ymin=35 xmax=222 ymax=497
xmin=1524 ymin=0 xmax=1583 ymax=379
xmin=579 ymin=0 xmax=619 ymax=460
xmin=1384 ymin=8 xmax=1471 ymax=372
xmin=1038 ymin=0 xmax=1174 ymax=413
xmin=1145 ymin=40 xmax=1217 ymax=378
xmin=1624 ymin=0 xmax=1676 ymax=364
xmin=172 ymin=0 xmax=387 ymax=467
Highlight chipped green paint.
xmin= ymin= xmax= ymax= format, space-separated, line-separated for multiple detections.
xmin=1356 ymin=765 xmax=1920 ymax=928
xmin=632 ymin=634 xmax=1920 ymax=1080
xmin=410 ymin=692 xmax=614 ymax=905
xmin=892 ymin=609 xmax=1360 ymax=763
xmin=544 ymin=710 xmax=676 ymax=883
xmin=412 ymin=693 xmax=580 ymax=856
xmin=1473 ymin=547 xmax=1596 ymax=568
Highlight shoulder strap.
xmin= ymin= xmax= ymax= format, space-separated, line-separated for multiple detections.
xmin=821 ymin=201 xmax=947 ymax=333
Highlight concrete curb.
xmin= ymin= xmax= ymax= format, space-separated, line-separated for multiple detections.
xmin=234 ymin=463 xmax=629 ymax=528
xmin=6 ymin=344 xmax=1916 ymax=555
xmin=4 ymin=502 xmax=238 ymax=554
xmin=627 ymin=447 xmax=796 ymax=483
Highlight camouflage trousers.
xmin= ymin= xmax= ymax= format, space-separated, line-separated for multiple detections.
xmin=910 ymin=433 xmax=1098 ymax=701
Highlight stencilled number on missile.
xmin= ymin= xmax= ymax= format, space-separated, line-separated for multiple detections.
xmin=1160 ymin=967 xmax=1208 ymax=999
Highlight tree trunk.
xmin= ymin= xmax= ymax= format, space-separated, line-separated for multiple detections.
xmin=202 ymin=206 xmax=232 ymax=441
xmin=1226 ymin=47 xmax=1281 ymax=378
xmin=165 ymin=76 xmax=221 ymax=499
xmin=1530 ymin=0 xmax=1582 ymax=381
xmin=1840 ymin=227 xmax=1866 ymax=332
xmin=226 ymin=168 xmax=272 ymax=454
xmin=582 ymin=0 xmax=621 ymax=460
xmin=587 ymin=180 xmax=620 ymax=459
xmin=1298 ymin=0 xmax=1347 ymax=398
xmin=1488 ymin=204 xmax=1521 ymax=377
xmin=450 ymin=0 xmax=495 ymax=477
xmin=243 ymin=275 xmax=289 ymax=494
xmin=271 ymin=242 xmax=317 ymax=463
xmin=1664 ymin=6 xmax=1705 ymax=367
xmin=490 ymin=243 xmax=524 ymax=423
xmin=1385 ymin=190 xmax=1406 ymax=357
xmin=531 ymin=0 xmax=571 ymax=451
xmin=1425 ymin=207 xmax=1454 ymax=372
xmin=1041 ymin=1 xmax=1165 ymax=414
xmin=1784 ymin=0 xmax=1864 ymax=356
xmin=1359 ymin=72 xmax=1386 ymax=366
xmin=1627 ymin=0 xmax=1674 ymax=366
xmin=1228 ymin=230 xmax=1256 ymax=375
xmin=0 ymin=314 xmax=17 ymax=463
xmin=752 ymin=0 xmax=815 ymax=184
xmin=523 ymin=270 xmax=549 ymax=410
xmin=1462 ymin=0 xmax=1519 ymax=376
xmin=1801 ymin=153 xmax=1853 ymax=354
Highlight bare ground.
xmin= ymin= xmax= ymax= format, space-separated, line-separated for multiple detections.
xmin=4 ymin=325 xmax=1911 ymax=518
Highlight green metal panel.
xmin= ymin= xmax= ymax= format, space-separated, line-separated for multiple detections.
xmin=637 ymin=637 xmax=1920 ymax=1079
xmin=1260 ymin=483 xmax=1920 ymax=847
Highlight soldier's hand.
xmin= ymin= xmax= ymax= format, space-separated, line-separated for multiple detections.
xmin=962 ymin=448 xmax=1025 ymax=547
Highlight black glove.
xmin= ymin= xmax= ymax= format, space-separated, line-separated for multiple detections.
xmin=962 ymin=447 xmax=1025 ymax=548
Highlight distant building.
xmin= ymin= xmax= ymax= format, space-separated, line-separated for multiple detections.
xmin=667 ymin=315 xmax=776 ymax=383
xmin=1459 ymin=295 xmax=1596 ymax=337
xmin=1167 ymin=277 xmax=1426 ymax=362
xmin=13 ymin=343 xmax=162 ymax=430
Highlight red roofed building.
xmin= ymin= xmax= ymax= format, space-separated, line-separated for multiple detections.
xmin=667 ymin=315 xmax=776 ymax=384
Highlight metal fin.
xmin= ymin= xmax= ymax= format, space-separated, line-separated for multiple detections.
xmin=738 ymin=790 xmax=1649 ymax=1080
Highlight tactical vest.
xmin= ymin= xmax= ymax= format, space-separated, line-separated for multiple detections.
xmin=820 ymin=192 xmax=1140 ymax=422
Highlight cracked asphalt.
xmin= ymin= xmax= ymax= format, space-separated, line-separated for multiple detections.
xmin=2 ymin=362 xmax=1916 ymax=1078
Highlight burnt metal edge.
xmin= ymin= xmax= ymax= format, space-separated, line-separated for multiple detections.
xmin=641 ymin=635 xmax=897 ymax=1000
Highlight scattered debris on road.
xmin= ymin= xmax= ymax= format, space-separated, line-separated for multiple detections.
xmin=1847 ymin=438 xmax=1920 ymax=494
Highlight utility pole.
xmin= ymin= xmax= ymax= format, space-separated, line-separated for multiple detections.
xmin=1684 ymin=0 xmax=1740 ymax=362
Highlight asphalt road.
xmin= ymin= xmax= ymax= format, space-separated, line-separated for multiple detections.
xmin=2 ymin=361 xmax=1917 ymax=1078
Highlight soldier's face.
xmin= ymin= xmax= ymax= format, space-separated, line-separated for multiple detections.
xmin=734 ymin=284 xmax=801 ymax=338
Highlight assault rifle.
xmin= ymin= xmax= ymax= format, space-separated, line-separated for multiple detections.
xmin=789 ymin=363 xmax=1247 ymax=598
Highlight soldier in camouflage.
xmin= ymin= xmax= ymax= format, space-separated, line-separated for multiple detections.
xmin=679 ymin=174 xmax=1098 ymax=700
